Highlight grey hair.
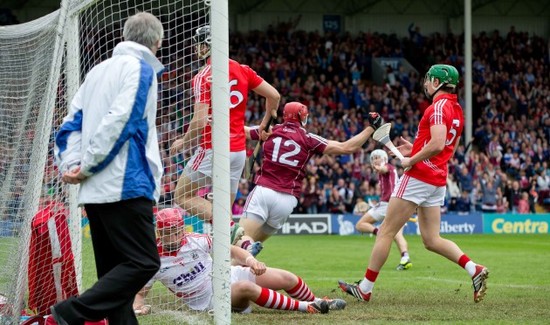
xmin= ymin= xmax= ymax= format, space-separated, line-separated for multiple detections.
xmin=123 ymin=12 xmax=164 ymax=50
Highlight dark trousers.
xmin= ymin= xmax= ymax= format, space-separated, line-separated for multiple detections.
xmin=54 ymin=198 xmax=160 ymax=325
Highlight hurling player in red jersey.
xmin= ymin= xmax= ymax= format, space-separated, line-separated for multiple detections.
xmin=354 ymin=149 xmax=412 ymax=271
xmin=339 ymin=64 xmax=489 ymax=303
xmin=133 ymin=208 xmax=346 ymax=315
xmin=240 ymin=102 xmax=383 ymax=249
xmin=170 ymin=26 xmax=279 ymax=244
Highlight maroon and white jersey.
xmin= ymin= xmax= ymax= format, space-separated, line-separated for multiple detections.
xmin=251 ymin=121 xmax=328 ymax=198
xmin=379 ymin=163 xmax=398 ymax=202
xmin=145 ymin=234 xmax=213 ymax=311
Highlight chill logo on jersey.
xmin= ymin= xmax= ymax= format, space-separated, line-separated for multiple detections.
xmin=191 ymin=252 xmax=199 ymax=260
xmin=173 ymin=262 xmax=206 ymax=287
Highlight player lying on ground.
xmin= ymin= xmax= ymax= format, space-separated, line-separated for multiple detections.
xmin=133 ymin=208 xmax=346 ymax=315
xmin=238 ymin=102 xmax=383 ymax=256
xmin=354 ymin=149 xmax=413 ymax=270
xmin=339 ymin=64 xmax=489 ymax=303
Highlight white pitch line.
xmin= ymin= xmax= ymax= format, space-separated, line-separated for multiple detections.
xmin=306 ymin=276 xmax=550 ymax=291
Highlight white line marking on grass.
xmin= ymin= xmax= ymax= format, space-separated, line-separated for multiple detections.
xmin=306 ymin=276 xmax=550 ymax=291
xmin=415 ymin=276 xmax=550 ymax=290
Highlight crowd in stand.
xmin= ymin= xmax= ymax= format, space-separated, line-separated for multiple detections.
xmin=39 ymin=14 xmax=549 ymax=216
xmin=154 ymin=23 xmax=549 ymax=215
xmin=24 ymin=20 xmax=544 ymax=219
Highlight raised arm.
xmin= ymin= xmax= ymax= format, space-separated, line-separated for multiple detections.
xmin=322 ymin=112 xmax=382 ymax=155
xmin=323 ymin=126 xmax=375 ymax=155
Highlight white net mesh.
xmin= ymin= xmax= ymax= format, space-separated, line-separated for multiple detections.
xmin=0 ymin=7 xmax=72 ymax=323
xmin=0 ymin=0 xmax=231 ymax=323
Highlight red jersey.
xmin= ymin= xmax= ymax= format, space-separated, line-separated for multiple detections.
xmin=406 ymin=94 xmax=464 ymax=186
xmin=251 ymin=121 xmax=328 ymax=198
xmin=379 ymin=163 xmax=398 ymax=202
xmin=193 ymin=59 xmax=264 ymax=152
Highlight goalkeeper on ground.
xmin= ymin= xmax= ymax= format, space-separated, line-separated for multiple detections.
xmin=133 ymin=208 xmax=347 ymax=315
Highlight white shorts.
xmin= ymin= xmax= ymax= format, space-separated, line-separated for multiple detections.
xmin=187 ymin=266 xmax=255 ymax=312
xmin=367 ymin=201 xmax=388 ymax=222
xmin=183 ymin=148 xmax=246 ymax=194
xmin=392 ymin=174 xmax=446 ymax=207
xmin=231 ymin=265 xmax=256 ymax=284
xmin=242 ymin=185 xmax=298 ymax=233
xmin=230 ymin=265 xmax=255 ymax=313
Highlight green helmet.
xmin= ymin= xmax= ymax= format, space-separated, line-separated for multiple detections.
xmin=425 ymin=64 xmax=459 ymax=88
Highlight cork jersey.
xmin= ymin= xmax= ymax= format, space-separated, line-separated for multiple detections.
xmin=193 ymin=59 xmax=264 ymax=152
xmin=405 ymin=94 xmax=464 ymax=186
xmin=145 ymin=233 xmax=213 ymax=311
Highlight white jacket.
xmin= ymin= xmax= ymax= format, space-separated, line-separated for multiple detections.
xmin=54 ymin=41 xmax=164 ymax=204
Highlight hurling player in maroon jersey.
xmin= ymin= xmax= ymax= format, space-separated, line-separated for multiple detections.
xmin=354 ymin=149 xmax=412 ymax=270
xmin=240 ymin=102 xmax=383 ymax=251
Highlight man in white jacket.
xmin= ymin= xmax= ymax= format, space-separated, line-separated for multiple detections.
xmin=51 ymin=12 xmax=164 ymax=325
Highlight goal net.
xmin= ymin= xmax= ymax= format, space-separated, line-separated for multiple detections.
xmin=0 ymin=0 xmax=231 ymax=324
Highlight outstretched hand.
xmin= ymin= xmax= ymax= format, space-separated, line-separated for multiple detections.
xmin=396 ymin=136 xmax=413 ymax=157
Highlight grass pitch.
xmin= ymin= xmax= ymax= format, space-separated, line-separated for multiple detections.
xmin=229 ymin=234 xmax=550 ymax=325
xmin=3 ymin=233 xmax=548 ymax=324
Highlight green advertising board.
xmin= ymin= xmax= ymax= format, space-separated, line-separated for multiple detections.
xmin=483 ymin=214 xmax=550 ymax=234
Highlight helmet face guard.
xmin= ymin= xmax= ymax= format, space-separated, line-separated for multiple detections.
xmin=155 ymin=208 xmax=185 ymax=251
xmin=423 ymin=64 xmax=459 ymax=99
xmin=283 ymin=102 xmax=309 ymax=126
xmin=193 ymin=25 xmax=211 ymax=59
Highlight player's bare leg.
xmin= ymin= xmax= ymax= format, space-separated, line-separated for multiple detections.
xmin=339 ymin=197 xmax=417 ymax=300
xmin=231 ymin=270 xmax=330 ymax=314
xmin=417 ymin=206 xmax=489 ymax=302
xmin=417 ymin=206 xmax=464 ymax=260
xmin=355 ymin=213 xmax=378 ymax=234
xmin=254 ymin=268 xmax=346 ymax=311
xmin=394 ymin=226 xmax=412 ymax=270
xmin=239 ymin=216 xmax=271 ymax=242
xmin=369 ymin=197 xmax=417 ymax=272
xmin=174 ymin=174 xmax=212 ymax=221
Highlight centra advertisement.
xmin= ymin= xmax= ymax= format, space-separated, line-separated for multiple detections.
xmin=483 ymin=214 xmax=550 ymax=234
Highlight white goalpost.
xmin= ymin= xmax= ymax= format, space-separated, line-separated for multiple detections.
xmin=0 ymin=0 xmax=231 ymax=324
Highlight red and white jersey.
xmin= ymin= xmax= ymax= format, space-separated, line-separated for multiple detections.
xmin=251 ymin=121 xmax=328 ymax=198
xmin=379 ymin=163 xmax=398 ymax=202
xmin=406 ymin=94 xmax=464 ymax=186
xmin=145 ymin=233 xmax=213 ymax=311
xmin=193 ymin=58 xmax=264 ymax=152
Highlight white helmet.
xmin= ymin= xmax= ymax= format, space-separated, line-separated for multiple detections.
xmin=370 ymin=149 xmax=388 ymax=165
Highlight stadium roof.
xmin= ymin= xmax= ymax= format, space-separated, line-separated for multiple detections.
xmin=231 ymin=0 xmax=550 ymax=17
xmin=4 ymin=0 xmax=550 ymax=23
